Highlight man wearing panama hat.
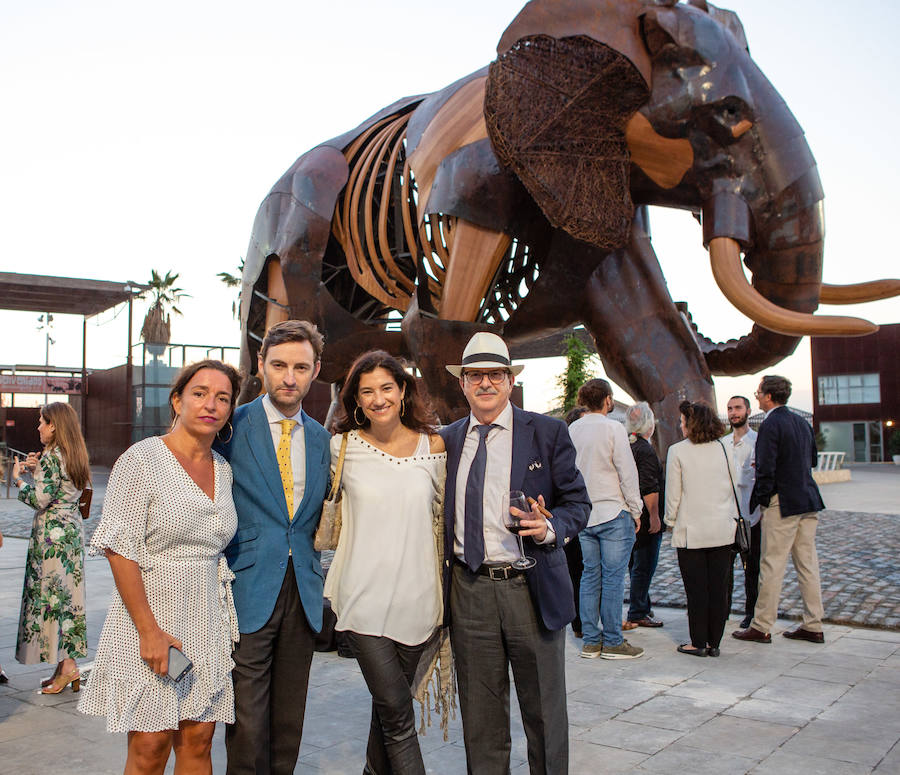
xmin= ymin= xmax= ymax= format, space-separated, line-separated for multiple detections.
xmin=441 ymin=331 xmax=590 ymax=774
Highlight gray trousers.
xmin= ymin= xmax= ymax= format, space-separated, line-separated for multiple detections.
xmin=450 ymin=563 xmax=568 ymax=775
xmin=226 ymin=559 xmax=316 ymax=775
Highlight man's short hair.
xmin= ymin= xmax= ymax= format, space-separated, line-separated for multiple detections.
xmin=577 ymin=379 xmax=612 ymax=411
xmin=259 ymin=320 xmax=324 ymax=362
xmin=759 ymin=375 xmax=792 ymax=405
xmin=729 ymin=395 xmax=751 ymax=410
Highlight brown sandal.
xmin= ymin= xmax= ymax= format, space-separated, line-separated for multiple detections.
xmin=622 ymin=620 xmax=639 ymax=631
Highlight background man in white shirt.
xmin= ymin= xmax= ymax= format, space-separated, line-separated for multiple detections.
xmin=723 ymin=395 xmax=760 ymax=629
xmin=568 ymin=379 xmax=644 ymax=660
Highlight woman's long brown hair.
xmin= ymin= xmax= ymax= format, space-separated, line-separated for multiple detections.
xmin=42 ymin=402 xmax=91 ymax=490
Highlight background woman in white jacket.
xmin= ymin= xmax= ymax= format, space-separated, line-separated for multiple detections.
xmin=664 ymin=402 xmax=737 ymax=657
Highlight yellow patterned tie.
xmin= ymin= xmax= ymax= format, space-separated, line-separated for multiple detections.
xmin=277 ymin=419 xmax=297 ymax=520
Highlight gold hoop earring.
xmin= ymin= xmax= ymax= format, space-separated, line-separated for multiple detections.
xmin=217 ymin=420 xmax=233 ymax=444
xmin=169 ymin=414 xmax=179 ymax=433
xmin=354 ymin=406 xmax=366 ymax=425
xmin=400 ymin=397 xmax=406 ymax=417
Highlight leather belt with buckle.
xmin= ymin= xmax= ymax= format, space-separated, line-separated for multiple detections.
xmin=455 ymin=559 xmax=525 ymax=580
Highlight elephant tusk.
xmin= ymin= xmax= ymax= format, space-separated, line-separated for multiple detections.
xmin=731 ymin=119 xmax=753 ymax=138
xmin=819 ymin=279 xmax=900 ymax=305
xmin=709 ymin=237 xmax=879 ymax=337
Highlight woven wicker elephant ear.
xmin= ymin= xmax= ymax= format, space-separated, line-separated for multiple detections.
xmin=485 ymin=35 xmax=649 ymax=250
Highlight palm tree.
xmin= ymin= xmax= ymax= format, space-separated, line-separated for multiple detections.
xmin=217 ymin=259 xmax=244 ymax=319
xmin=140 ymin=270 xmax=191 ymax=345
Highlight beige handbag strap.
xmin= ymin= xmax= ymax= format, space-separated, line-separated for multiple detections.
xmin=327 ymin=433 xmax=349 ymax=500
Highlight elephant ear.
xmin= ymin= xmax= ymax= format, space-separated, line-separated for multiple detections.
xmin=485 ymin=34 xmax=649 ymax=249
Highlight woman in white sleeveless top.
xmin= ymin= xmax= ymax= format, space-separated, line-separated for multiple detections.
xmin=324 ymin=350 xmax=447 ymax=775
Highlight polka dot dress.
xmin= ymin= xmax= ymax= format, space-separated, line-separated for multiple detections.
xmin=77 ymin=436 xmax=239 ymax=733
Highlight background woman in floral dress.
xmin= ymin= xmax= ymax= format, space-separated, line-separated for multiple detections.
xmin=11 ymin=402 xmax=91 ymax=693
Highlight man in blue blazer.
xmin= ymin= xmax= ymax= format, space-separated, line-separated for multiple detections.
xmin=733 ymin=374 xmax=826 ymax=646
xmin=219 ymin=320 xmax=331 ymax=775
xmin=441 ymin=332 xmax=590 ymax=775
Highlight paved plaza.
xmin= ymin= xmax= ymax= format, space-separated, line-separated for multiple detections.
xmin=0 ymin=464 xmax=898 ymax=773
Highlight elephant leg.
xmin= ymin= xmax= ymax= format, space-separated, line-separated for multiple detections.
xmin=580 ymin=210 xmax=715 ymax=454
xmin=439 ymin=218 xmax=512 ymax=322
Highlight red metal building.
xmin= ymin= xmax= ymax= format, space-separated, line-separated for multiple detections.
xmin=811 ymin=323 xmax=899 ymax=462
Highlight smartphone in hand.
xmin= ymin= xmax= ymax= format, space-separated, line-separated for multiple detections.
xmin=167 ymin=645 xmax=193 ymax=682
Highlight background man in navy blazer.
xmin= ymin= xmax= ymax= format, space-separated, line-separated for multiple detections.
xmin=733 ymin=374 xmax=826 ymax=645
xmin=219 ymin=320 xmax=331 ymax=774
xmin=441 ymin=332 xmax=590 ymax=774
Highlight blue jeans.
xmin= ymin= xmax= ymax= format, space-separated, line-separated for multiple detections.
xmin=579 ymin=511 xmax=635 ymax=647
xmin=627 ymin=531 xmax=663 ymax=621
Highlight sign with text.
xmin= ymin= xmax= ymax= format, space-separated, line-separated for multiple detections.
xmin=0 ymin=374 xmax=85 ymax=395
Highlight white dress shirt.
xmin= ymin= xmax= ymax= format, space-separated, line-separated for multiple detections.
xmin=262 ymin=394 xmax=306 ymax=510
xmin=453 ymin=402 xmax=555 ymax=565
xmin=722 ymin=427 xmax=760 ymax=526
xmin=568 ymin=412 xmax=642 ymax=527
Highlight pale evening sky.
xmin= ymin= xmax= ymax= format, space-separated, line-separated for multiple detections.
xmin=1 ymin=0 xmax=898 ymax=414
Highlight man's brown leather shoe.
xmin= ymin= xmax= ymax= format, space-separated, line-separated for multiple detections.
xmin=731 ymin=626 xmax=771 ymax=643
xmin=782 ymin=627 xmax=824 ymax=643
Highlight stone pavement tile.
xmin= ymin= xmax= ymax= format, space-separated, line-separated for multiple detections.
xmin=874 ymin=741 xmax=900 ymax=773
xmin=577 ymin=718 xmax=683 ymax=754
xmin=0 ymin=701 xmax=75 ymax=744
xmin=635 ymin=742 xmax=759 ymax=774
xmin=296 ymin=737 xmax=369 ymax=773
xmin=848 ymin=628 xmax=900 ymax=643
xmin=0 ymin=727 xmax=123 ymax=775
xmin=866 ymin=665 xmax=900 ymax=684
xmin=751 ymin=675 xmax=851 ymax=709
xmin=676 ymin=715 xmax=798 ymax=760
xmin=568 ymin=676 xmax=666 ymax=710
xmin=825 ymin=636 xmax=899 ymax=659
xmin=564 ymin=740 xmax=648 ymax=774
xmin=611 ymin=654 xmax=707 ymax=687
xmin=616 ymin=694 xmax=727 ymax=733
xmin=781 ymin=719 xmax=896 ymax=767
xmin=837 ymin=679 xmax=900 ymax=711
xmin=667 ymin=675 xmax=756 ymax=706
xmin=802 ymin=650 xmax=884 ymax=671
xmin=724 ymin=697 xmax=821 ymax=727
xmin=566 ymin=699 xmax=620 ymax=730
xmin=784 ymin=660 xmax=874 ymax=685
xmin=750 ymin=749 xmax=873 ymax=775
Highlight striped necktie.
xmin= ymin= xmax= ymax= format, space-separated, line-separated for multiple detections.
xmin=277 ymin=419 xmax=297 ymax=519
xmin=464 ymin=423 xmax=495 ymax=571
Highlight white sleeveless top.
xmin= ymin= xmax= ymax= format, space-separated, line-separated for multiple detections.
xmin=324 ymin=430 xmax=446 ymax=645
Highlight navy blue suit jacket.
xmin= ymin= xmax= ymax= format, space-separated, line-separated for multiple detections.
xmin=441 ymin=404 xmax=591 ymax=631
xmin=217 ymin=397 xmax=331 ymax=634
xmin=750 ymin=406 xmax=825 ymax=518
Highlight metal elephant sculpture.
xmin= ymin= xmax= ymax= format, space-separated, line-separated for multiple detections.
xmin=238 ymin=0 xmax=899 ymax=452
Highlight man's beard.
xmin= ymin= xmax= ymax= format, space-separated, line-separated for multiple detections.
xmin=730 ymin=416 xmax=748 ymax=429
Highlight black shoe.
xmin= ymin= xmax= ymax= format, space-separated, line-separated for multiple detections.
xmin=707 ymin=647 xmax=720 ymax=657
xmin=677 ymin=644 xmax=707 ymax=657
xmin=739 ymin=616 xmax=752 ymax=629
xmin=782 ymin=627 xmax=824 ymax=644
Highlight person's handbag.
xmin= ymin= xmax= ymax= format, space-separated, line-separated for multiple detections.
xmin=78 ymin=486 xmax=93 ymax=520
xmin=718 ymin=440 xmax=751 ymax=569
xmin=314 ymin=433 xmax=348 ymax=551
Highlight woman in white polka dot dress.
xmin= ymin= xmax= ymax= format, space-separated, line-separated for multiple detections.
xmin=78 ymin=360 xmax=242 ymax=774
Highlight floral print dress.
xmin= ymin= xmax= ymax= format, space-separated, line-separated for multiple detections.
xmin=16 ymin=448 xmax=87 ymax=664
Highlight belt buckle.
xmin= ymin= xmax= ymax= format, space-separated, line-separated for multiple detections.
xmin=488 ymin=565 xmax=511 ymax=581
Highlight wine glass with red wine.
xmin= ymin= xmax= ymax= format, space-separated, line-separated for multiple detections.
xmin=504 ymin=490 xmax=537 ymax=570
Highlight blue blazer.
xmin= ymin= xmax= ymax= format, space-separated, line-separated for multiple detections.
xmin=750 ymin=406 xmax=825 ymax=518
xmin=218 ymin=397 xmax=331 ymax=634
xmin=441 ymin=405 xmax=591 ymax=631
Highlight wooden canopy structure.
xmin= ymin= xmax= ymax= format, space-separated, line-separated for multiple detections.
xmin=0 ymin=272 xmax=145 ymax=316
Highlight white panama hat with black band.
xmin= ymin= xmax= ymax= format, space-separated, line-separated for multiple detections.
xmin=445 ymin=332 xmax=524 ymax=378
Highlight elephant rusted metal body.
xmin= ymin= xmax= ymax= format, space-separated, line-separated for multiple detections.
xmin=238 ymin=0 xmax=899 ymax=453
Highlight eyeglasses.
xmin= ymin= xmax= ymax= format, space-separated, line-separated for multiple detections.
xmin=462 ymin=370 xmax=510 ymax=385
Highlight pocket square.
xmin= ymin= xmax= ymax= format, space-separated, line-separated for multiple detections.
xmin=528 ymin=460 xmax=543 ymax=471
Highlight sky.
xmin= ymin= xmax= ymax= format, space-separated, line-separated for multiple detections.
xmin=2 ymin=0 xmax=898 ymax=414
